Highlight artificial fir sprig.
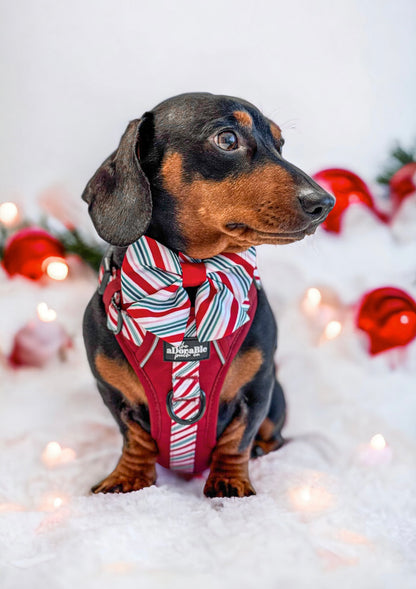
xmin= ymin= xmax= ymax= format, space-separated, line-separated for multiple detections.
xmin=376 ymin=142 xmax=416 ymax=186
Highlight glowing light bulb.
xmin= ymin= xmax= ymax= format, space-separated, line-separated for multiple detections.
xmin=307 ymin=287 xmax=322 ymax=306
xmin=43 ymin=257 xmax=69 ymax=281
xmin=41 ymin=441 xmax=76 ymax=467
xmin=370 ymin=434 xmax=386 ymax=451
xmin=46 ymin=441 xmax=61 ymax=457
xmin=298 ymin=486 xmax=312 ymax=504
xmin=358 ymin=434 xmax=392 ymax=465
xmin=0 ymin=201 xmax=19 ymax=226
xmin=53 ymin=497 xmax=63 ymax=508
xmin=302 ymin=287 xmax=325 ymax=316
xmin=40 ymin=493 xmax=68 ymax=511
xmin=290 ymin=485 xmax=313 ymax=510
xmin=37 ymin=302 xmax=57 ymax=322
xmin=324 ymin=320 xmax=342 ymax=340
xmin=289 ymin=483 xmax=333 ymax=513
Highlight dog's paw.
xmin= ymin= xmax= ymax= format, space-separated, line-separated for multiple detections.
xmin=203 ymin=475 xmax=256 ymax=498
xmin=91 ymin=473 xmax=155 ymax=494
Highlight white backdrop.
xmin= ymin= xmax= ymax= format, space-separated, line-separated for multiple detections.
xmin=1 ymin=0 xmax=415 ymax=207
xmin=1 ymin=3 xmax=416 ymax=587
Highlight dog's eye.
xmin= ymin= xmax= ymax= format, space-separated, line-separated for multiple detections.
xmin=215 ymin=131 xmax=238 ymax=151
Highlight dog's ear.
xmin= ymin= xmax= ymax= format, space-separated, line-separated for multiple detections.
xmin=82 ymin=118 xmax=152 ymax=246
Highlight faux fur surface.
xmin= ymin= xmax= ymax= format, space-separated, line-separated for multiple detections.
xmin=1 ymin=204 xmax=415 ymax=589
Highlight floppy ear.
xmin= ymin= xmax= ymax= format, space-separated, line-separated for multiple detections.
xmin=82 ymin=118 xmax=152 ymax=246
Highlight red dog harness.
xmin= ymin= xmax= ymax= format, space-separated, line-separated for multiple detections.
xmin=99 ymin=238 xmax=258 ymax=474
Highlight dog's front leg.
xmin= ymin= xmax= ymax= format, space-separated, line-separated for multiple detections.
xmin=204 ymin=406 xmax=255 ymax=498
xmin=91 ymin=410 xmax=158 ymax=494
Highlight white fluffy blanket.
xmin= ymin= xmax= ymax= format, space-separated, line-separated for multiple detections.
xmin=1 ymin=205 xmax=415 ymax=589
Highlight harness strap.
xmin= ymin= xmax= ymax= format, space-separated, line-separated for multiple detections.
xmin=102 ymin=272 xmax=258 ymax=473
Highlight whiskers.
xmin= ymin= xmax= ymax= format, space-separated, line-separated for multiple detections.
xmin=280 ymin=119 xmax=298 ymax=132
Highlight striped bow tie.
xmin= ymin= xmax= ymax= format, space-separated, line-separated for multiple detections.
xmin=107 ymin=236 xmax=257 ymax=346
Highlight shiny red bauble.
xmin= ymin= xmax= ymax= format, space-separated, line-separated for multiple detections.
xmin=389 ymin=162 xmax=416 ymax=213
xmin=356 ymin=287 xmax=416 ymax=355
xmin=313 ymin=168 xmax=387 ymax=233
xmin=2 ymin=227 xmax=65 ymax=280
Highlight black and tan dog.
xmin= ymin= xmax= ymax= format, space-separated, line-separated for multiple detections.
xmin=82 ymin=92 xmax=334 ymax=498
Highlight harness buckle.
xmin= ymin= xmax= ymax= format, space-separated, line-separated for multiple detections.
xmin=109 ymin=293 xmax=123 ymax=335
xmin=97 ymin=248 xmax=114 ymax=295
xmin=166 ymin=389 xmax=206 ymax=426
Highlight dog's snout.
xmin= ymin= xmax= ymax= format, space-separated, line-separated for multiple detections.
xmin=298 ymin=191 xmax=335 ymax=220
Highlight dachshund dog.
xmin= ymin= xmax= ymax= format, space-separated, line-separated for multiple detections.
xmin=82 ymin=92 xmax=334 ymax=498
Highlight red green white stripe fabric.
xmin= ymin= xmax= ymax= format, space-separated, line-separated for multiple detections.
xmin=169 ymin=321 xmax=201 ymax=471
xmin=103 ymin=235 xmax=258 ymax=472
xmin=106 ymin=235 xmax=257 ymax=346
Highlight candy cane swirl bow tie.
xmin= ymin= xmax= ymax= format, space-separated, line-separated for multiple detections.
xmin=109 ymin=236 xmax=257 ymax=346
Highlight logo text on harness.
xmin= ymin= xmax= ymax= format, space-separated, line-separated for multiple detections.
xmin=163 ymin=338 xmax=210 ymax=362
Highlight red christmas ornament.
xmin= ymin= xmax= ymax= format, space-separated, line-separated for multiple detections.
xmin=2 ymin=227 xmax=66 ymax=281
xmin=356 ymin=287 xmax=416 ymax=355
xmin=313 ymin=168 xmax=387 ymax=233
xmin=389 ymin=162 xmax=416 ymax=213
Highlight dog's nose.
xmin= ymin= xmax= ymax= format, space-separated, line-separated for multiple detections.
xmin=298 ymin=191 xmax=335 ymax=220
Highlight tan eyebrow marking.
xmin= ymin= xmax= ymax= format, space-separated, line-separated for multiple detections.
xmin=233 ymin=110 xmax=253 ymax=128
xmin=269 ymin=122 xmax=282 ymax=143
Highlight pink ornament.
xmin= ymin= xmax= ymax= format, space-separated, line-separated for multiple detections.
xmin=312 ymin=168 xmax=387 ymax=233
xmin=9 ymin=304 xmax=72 ymax=368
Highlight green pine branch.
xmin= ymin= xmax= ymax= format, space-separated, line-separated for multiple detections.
xmin=0 ymin=225 xmax=6 ymax=260
xmin=376 ymin=142 xmax=416 ymax=185
xmin=59 ymin=229 xmax=104 ymax=272
xmin=37 ymin=217 xmax=105 ymax=272
xmin=0 ymin=222 xmax=104 ymax=273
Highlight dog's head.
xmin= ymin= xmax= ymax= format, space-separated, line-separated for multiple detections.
xmin=82 ymin=92 xmax=335 ymax=258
